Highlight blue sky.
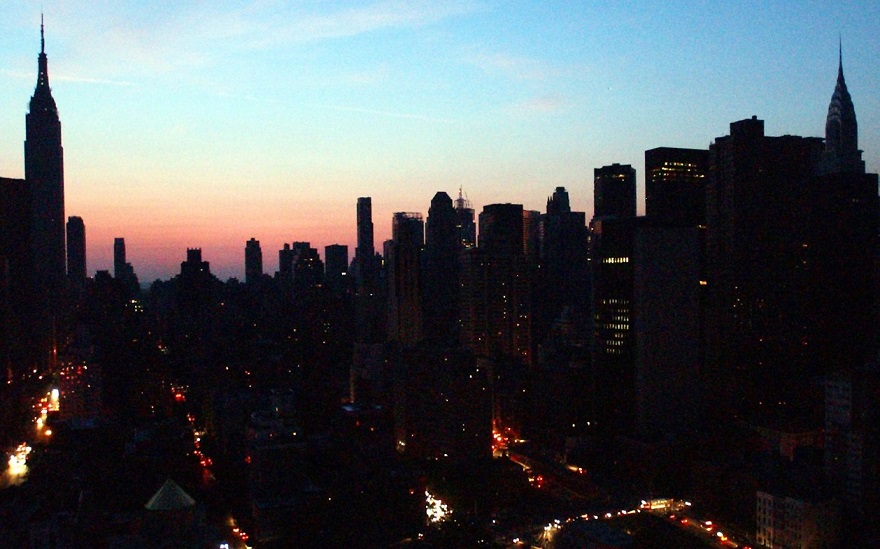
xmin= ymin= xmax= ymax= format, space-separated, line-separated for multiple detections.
xmin=0 ymin=1 xmax=878 ymax=280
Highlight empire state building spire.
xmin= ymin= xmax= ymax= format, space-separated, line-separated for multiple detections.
xmin=822 ymin=40 xmax=864 ymax=174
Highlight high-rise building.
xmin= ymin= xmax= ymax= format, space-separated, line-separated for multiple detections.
xmin=820 ymin=45 xmax=865 ymax=175
xmin=113 ymin=238 xmax=126 ymax=279
xmin=291 ymin=242 xmax=323 ymax=295
xmin=113 ymin=237 xmax=139 ymax=296
xmin=522 ymin=209 xmax=541 ymax=264
xmin=356 ymin=197 xmax=375 ymax=265
xmin=589 ymin=216 xmax=636 ymax=434
xmin=245 ymin=238 xmax=262 ymax=285
xmin=461 ymin=204 xmax=531 ymax=365
xmin=454 ymin=188 xmax=476 ymax=249
xmin=423 ymin=192 xmax=459 ymax=342
xmin=387 ymin=213 xmax=423 ymax=346
xmin=353 ymin=198 xmax=385 ymax=344
xmin=0 ymin=177 xmax=29 ymax=376
xmin=324 ymin=244 xmax=349 ymax=293
xmin=536 ymin=187 xmax=588 ymax=344
xmin=66 ymin=216 xmax=85 ymax=284
xmin=644 ymin=147 xmax=709 ymax=225
xmin=594 ymin=164 xmax=636 ymax=220
xmin=705 ymin=116 xmax=826 ymax=422
xmin=24 ymin=19 xmax=65 ymax=365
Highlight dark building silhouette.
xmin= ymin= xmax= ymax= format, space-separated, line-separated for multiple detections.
xmin=522 ymin=209 xmax=541 ymax=265
xmin=704 ymin=80 xmax=878 ymax=427
xmin=461 ymin=203 xmax=531 ymax=435
xmin=353 ymin=197 xmax=384 ymax=344
xmin=387 ymin=213 xmax=423 ymax=347
xmin=594 ymin=163 xmax=636 ymax=219
xmin=537 ymin=187 xmax=588 ymax=343
xmin=461 ymin=203 xmax=532 ymax=359
xmin=291 ymin=242 xmax=324 ymax=295
xmin=66 ymin=216 xmax=85 ymax=284
xmin=113 ymin=237 xmax=126 ymax=279
xmin=645 ymin=147 xmax=709 ymax=225
xmin=589 ymin=216 xmax=636 ymax=434
xmin=454 ymin=188 xmax=476 ymax=249
xmin=245 ymin=237 xmax=262 ymax=285
xmin=113 ymin=237 xmax=139 ymax=296
xmin=821 ymin=46 xmax=864 ymax=176
xmin=24 ymin=20 xmax=65 ymax=366
xmin=0 ymin=177 xmax=29 ymax=377
xmin=324 ymin=244 xmax=349 ymax=293
xmin=633 ymin=224 xmax=704 ymax=436
xmin=422 ymin=192 xmax=459 ymax=343
xmin=277 ymin=243 xmax=294 ymax=289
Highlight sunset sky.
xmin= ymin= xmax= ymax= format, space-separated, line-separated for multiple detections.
xmin=0 ymin=1 xmax=878 ymax=281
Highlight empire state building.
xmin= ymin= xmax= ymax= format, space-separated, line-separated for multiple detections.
xmin=24 ymin=18 xmax=65 ymax=362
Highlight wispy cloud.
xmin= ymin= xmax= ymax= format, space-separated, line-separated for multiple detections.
xmin=250 ymin=1 xmax=482 ymax=48
xmin=467 ymin=52 xmax=561 ymax=81
xmin=512 ymin=95 xmax=569 ymax=113
xmin=0 ymin=69 xmax=135 ymax=87
xmin=318 ymin=103 xmax=456 ymax=123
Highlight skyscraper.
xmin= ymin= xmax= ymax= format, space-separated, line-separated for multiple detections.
xmin=387 ymin=213 xmax=423 ymax=346
xmin=356 ymin=197 xmax=375 ymax=264
xmin=461 ymin=204 xmax=531 ymax=365
xmin=593 ymin=164 xmax=636 ymax=219
xmin=324 ymin=244 xmax=348 ymax=293
xmin=705 ymin=116 xmax=826 ymax=421
xmin=113 ymin=237 xmax=126 ymax=279
xmin=113 ymin=237 xmax=139 ymax=296
xmin=644 ymin=147 xmax=709 ymax=225
xmin=423 ymin=192 xmax=459 ymax=342
xmin=454 ymin=188 xmax=476 ymax=249
xmin=66 ymin=216 xmax=85 ymax=284
xmin=245 ymin=238 xmax=262 ymax=285
xmin=24 ymin=18 xmax=65 ymax=365
xmin=820 ymin=45 xmax=864 ymax=175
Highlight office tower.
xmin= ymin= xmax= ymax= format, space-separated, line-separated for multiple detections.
xmin=113 ymin=237 xmax=139 ymax=296
xmin=705 ymin=116 xmax=825 ymax=422
xmin=0 ymin=177 xmax=29 ymax=376
xmin=356 ymin=197 xmax=375 ymax=261
xmin=644 ymin=147 xmax=709 ymax=225
xmin=291 ymin=242 xmax=324 ymax=295
xmin=423 ymin=192 xmax=459 ymax=342
xmin=66 ymin=216 xmax=85 ymax=284
xmin=25 ymin=20 xmax=65 ymax=365
xmin=454 ymin=188 xmax=476 ymax=249
xmin=387 ymin=213 xmax=423 ymax=346
xmin=461 ymin=204 xmax=531 ymax=364
xmin=593 ymin=164 xmax=636 ymax=219
xmin=807 ymin=53 xmax=878 ymax=374
xmin=632 ymin=224 xmax=703 ymax=436
xmin=478 ymin=203 xmax=524 ymax=255
xmin=245 ymin=238 xmax=262 ymax=285
xmin=353 ymin=198 xmax=384 ymax=344
xmin=537 ymin=187 xmax=588 ymax=343
xmin=589 ymin=217 xmax=636 ymax=434
xmin=277 ymin=243 xmax=294 ymax=281
xmin=324 ymin=244 xmax=349 ymax=293
xmin=113 ymin=238 xmax=126 ymax=279
xmin=522 ymin=209 xmax=541 ymax=264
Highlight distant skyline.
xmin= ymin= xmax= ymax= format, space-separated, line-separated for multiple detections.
xmin=1 ymin=1 xmax=878 ymax=281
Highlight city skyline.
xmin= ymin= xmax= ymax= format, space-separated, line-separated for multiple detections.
xmin=0 ymin=2 xmax=878 ymax=281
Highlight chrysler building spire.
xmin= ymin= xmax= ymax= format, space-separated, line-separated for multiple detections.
xmin=821 ymin=40 xmax=864 ymax=174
